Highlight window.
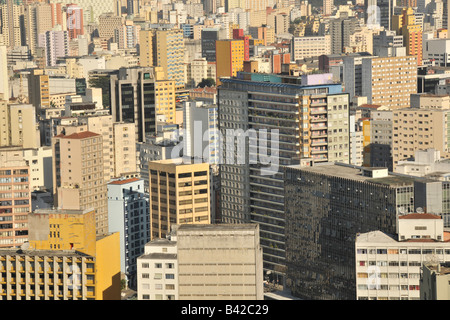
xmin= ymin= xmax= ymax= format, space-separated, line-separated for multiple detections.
xmin=165 ymin=274 xmax=175 ymax=280
xmin=155 ymin=263 xmax=162 ymax=268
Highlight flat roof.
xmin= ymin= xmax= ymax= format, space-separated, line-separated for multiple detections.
xmin=287 ymin=163 xmax=416 ymax=186
xmin=108 ymin=177 xmax=142 ymax=185
xmin=0 ymin=248 xmax=92 ymax=257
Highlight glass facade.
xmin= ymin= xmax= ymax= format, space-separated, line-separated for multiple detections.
xmin=284 ymin=165 xmax=415 ymax=299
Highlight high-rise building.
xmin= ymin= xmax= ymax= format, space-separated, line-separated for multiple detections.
xmin=201 ymin=28 xmax=219 ymax=62
xmin=0 ymin=46 xmax=8 ymax=100
xmin=291 ymin=35 xmax=331 ymax=61
xmin=114 ymin=20 xmax=140 ymax=49
xmin=0 ymin=101 xmax=39 ymax=149
xmin=392 ymin=108 xmax=450 ymax=170
xmin=107 ymin=178 xmax=149 ymax=288
xmin=98 ymin=12 xmax=123 ymax=43
xmin=323 ymin=0 xmax=333 ymax=15
xmin=218 ymin=76 xmax=350 ymax=282
xmin=23 ymin=2 xmax=53 ymax=54
xmin=372 ymin=30 xmax=405 ymax=57
xmin=48 ymin=0 xmax=118 ymax=24
xmin=284 ymin=163 xmax=417 ymax=300
xmin=183 ymin=100 xmax=219 ymax=166
xmin=52 ymin=130 xmax=108 ymax=236
xmin=356 ymin=213 xmax=450 ymax=300
xmin=148 ymin=159 xmax=211 ymax=240
xmin=137 ymin=223 xmax=264 ymax=300
xmin=0 ymin=0 xmax=25 ymax=48
xmin=329 ymin=16 xmax=359 ymax=54
xmin=215 ymin=39 xmax=245 ymax=85
xmin=364 ymin=0 xmax=396 ymax=30
xmin=28 ymin=69 xmax=50 ymax=116
xmin=361 ymin=55 xmax=417 ymax=110
xmin=38 ymin=28 xmax=69 ymax=67
xmin=0 ymin=152 xmax=31 ymax=248
xmin=153 ymin=28 xmax=185 ymax=91
xmin=393 ymin=8 xmax=423 ymax=65
xmin=65 ymin=3 xmax=84 ymax=40
xmin=109 ymin=67 xmax=157 ymax=143
xmin=138 ymin=29 xmax=154 ymax=67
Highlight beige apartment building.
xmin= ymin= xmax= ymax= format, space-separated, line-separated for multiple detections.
xmin=52 ymin=130 xmax=108 ymax=236
xmin=148 ymin=159 xmax=211 ymax=240
xmin=0 ymin=101 xmax=39 ymax=149
xmin=137 ymin=224 xmax=264 ymax=300
xmin=153 ymin=29 xmax=185 ymax=91
xmin=292 ymin=35 xmax=331 ymax=61
xmin=392 ymin=108 xmax=450 ymax=169
xmin=138 ymin=29 xmax=154 ymax=67
xmin=421 ymin=262 xmax=450 ymax=300
xmin=362 ymin=56 xmax=417 ymax=110
xmin=112 ymin=122 xmax=137 ymax=177
xmin=57 ymin=116 xmax=137 ymax=182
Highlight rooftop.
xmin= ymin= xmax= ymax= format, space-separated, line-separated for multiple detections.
xmin=288 ymin=162 xmax=416 ymax=186
xmin=55 ymin=131 xmax=100 ymax=140
xmin=108 ymin=177 xmax=142 ymax=185
xmin=398 ymin=213 xmax=442 ymax=220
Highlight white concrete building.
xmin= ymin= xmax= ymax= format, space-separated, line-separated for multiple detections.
xmin=396 ymin=149 xmax=450 ymax=178
xmin=183 ymin=100 xmax=219 ymax=166
xmin=355 ymin=213 xmax=450 ymax=300
xmin=136 ymin=238 xmax=178 ymax=300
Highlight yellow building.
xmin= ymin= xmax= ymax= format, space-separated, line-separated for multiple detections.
xmin=12 ymin=206 xmax=121 ymax=300
xmin=154 ymin=67 xmax=176 ymax=123
xmin=0 ymin=232 xmax=120 ymax=300
xmin=215 ymin=39 xmax=245 ymax=85
xmin=28 ymin=208 xmax=97 ymax=257
xmin=393 ymin=8 xmax=423 ymax=65
xmin=149 ymin=159 xmax=211 ymax=240
xmin=95 ymin=232 xmax=121 ymax=300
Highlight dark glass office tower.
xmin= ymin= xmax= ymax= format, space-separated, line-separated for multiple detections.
xmin=284 ymin=163 xmax=416 ymax=299
xmin=110 ymin=67 xmax=156 ymax=143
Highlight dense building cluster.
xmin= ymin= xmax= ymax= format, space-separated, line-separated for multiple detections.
xmin=2 ymin=0 xmax=450 ymax=301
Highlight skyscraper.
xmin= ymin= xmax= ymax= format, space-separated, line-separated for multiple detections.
xmin=218 ymin=75 xmax=350 ymax=282
xmin=109 ymin=67 xmax=157 ymax=143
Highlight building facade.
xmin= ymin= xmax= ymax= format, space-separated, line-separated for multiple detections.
xmin=356 ymin=213 xmax=450 ymax=300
